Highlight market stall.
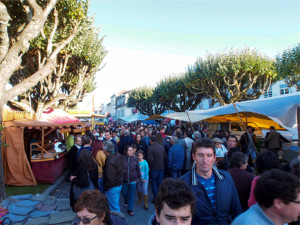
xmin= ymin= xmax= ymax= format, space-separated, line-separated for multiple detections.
xmin=3 ymin=116 xmax=87 ymax=185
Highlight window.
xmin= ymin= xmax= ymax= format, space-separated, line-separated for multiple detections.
xmin=117 ymin=109 xmax=124 ymax=118
xmin=264 ymin=86 xmax=273 ymax=98
xmin=280 ymin=84 xmax=290 ymax=95
xmin=231 ymin=123 xmax=242 ymax=131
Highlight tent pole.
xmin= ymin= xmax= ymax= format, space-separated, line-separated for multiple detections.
xmin=297 ymin=106 xmax=300 ymax=144
xmin=233 ymin=103 xmax=246 ymax=131
xmin=185 ymin=112 xmax=194 ymax=133
xmin=41 ymin=128 xmax=45 ymax=160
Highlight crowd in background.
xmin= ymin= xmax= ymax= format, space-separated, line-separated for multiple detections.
xmin=63 ymin=120 xmax=299 ymax=225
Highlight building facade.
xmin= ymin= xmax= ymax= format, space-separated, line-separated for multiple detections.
xmin=104 ymin=90 xmax=137 ymax=119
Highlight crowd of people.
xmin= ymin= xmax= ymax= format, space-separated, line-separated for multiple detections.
xmin=64 ymin=121 xmax=299 ymax=225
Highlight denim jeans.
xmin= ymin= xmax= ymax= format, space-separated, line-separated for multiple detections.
xmin=105 ymin=185 xmax=122 ymax=212
xmin=169 ymin=169 xmax=181 ymax=178
xmin=150 ymin=170 xmax=164 ymax=199
xmin=137 ymin=179 xmax=149 ymax=195
xmin=98 ymin=177 xmax=104 ymax=193
xmin=122 ymin=182 xmax=136 ymax=211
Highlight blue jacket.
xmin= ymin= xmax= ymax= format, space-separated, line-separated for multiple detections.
xmin=167 ymin=143 xmax=185 ymax=170
xmin=181 ymin=165 xmax=242 ymax=225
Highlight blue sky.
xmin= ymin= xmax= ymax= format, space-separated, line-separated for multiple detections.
xmin=89 ymin=0 xmax=300 ymax=57
xmin=80 ymin=0 xmax=300 ymax=107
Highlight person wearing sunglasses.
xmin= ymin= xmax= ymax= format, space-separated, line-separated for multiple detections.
xmin=232 ymin=169 xmax=300 ymax=225
xmin=73 ymin=189 xmax=128 ymax=225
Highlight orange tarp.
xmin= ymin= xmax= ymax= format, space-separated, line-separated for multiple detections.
xmin=3 ymin=126 xmax=37 ymax=186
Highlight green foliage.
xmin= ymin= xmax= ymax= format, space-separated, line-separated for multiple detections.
xmin=186 ymin=48 xmax=276 ymax=105
xmin=5 ymin=184 xmax=50 ymax=197
xmin=154 ymin=74 xmax=204 ymax=112
xmin=127 ymin=86 xmax=166 ymax=116
xmin=8 ymin=0 xmax=106 ymax=113
xmin=275 ymin=43 xmax=300 ymax=90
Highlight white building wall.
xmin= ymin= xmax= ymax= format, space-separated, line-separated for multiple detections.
xmin=259 ymin=80 xmax=298 ymax=99
xmin=200 ymin=81 xmax=298 ymax=110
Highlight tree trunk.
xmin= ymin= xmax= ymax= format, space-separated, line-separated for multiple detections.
xmin=0 ymin=104 xmax=7 ymax=201
xmin=34 ymin=102 xmax=45 ymax=120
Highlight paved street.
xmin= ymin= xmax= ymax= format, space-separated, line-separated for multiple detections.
xmin=1 ymin=171 xmax=155 ymax=224
xmin=52 ymin=175 xmax=155 ymax=225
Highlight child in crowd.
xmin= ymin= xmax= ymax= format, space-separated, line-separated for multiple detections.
xmin=213 ymin=137 xmax=228 ymax=157
xmin=136 ymin=150 xmax=149 ymax=210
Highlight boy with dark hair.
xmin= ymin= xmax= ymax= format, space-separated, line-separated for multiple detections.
xmin=148 ymin=178 xmax=196 ymax=225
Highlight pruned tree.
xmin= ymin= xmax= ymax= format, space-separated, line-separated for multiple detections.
xmin=127 ymin=86 xmax=167 ymax=117
xmin=0 ymin=0 xmax=88 ymax=201
xmin=275 ymin=43 xmax=300 ymax=91
xmin=8 ymin=15 xmax=107 ymax=119
xmin=154 ymin=73 xmax=205 ymax=112
xmin=186 ymin=48 xmax=277 ymax=105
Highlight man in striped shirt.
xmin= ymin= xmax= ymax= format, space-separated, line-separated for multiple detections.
xmin=181 ymin=138 xmax=242 ymax=225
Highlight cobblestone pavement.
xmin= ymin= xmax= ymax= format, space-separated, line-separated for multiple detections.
xmin=52 ymin=177 xmax=155 ymax=225
xmin=0 ymin=172 xmax=155 ymax=225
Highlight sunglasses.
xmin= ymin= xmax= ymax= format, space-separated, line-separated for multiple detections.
xmin=73 ymin=215 xmax=98 ymax=224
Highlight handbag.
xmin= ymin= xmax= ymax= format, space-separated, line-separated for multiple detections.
xmin=73 ymin=171 xmax=95 ymax=200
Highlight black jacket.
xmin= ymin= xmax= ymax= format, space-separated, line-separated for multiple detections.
xmin=147 ymin=142 xmax=166 ymax=171
xmin=123 ymin=155 xmax=141 ymax=183
xmin=68 ymin=144 xmax=80 ymax=176
xmin=103 ymin=152 xmax=124 ymax=191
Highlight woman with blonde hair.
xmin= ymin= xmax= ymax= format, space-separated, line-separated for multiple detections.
xmin=92 ymin=139 xmax=106 ymax=193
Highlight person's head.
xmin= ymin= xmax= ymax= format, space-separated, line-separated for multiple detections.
xmin=227 ymin=147 xmax=241 ymax=159
xmin=229 ymin=152 xmax=248 ymax=170
xmin=227 ymin=135 xmax=238 ymax=149
xmin=171 ymin=136 xmax=178 ymax=145
xmin=255 ymin=169 xmax=300 ymax=224
xmin=137 ymin=150 xmax=144 ymax=161
xmin=255 ymin=151 xmax=280 ymax=175
xmin=212 ymin=137 xmax=223 ymax=149
xmin=75 ymin=135 xmax=82 ymax=146
xmin=269 ymin=126 xmax=275 ymax=131
xmin=192 ymin=138 xmax=216 ymax=177
xmin=160 ymin=127 xmax=166 ymax=133
xmin=91 ymin=139 xmax=103 ymax=158
xmin=135 ymin=133 xmax=141 ymax=142
xmin=246 ymin=126 xmax=253 ymax=133
xmin=175 ymin=132 xmax=182 ymax=139
xmin=224 ymin=130 xmax=230 ymax=137
xmin=102 ymin=140 xmax=115 ymax=156
xmin=74 ymin=190 xmax=110 ymax=225
xmin=184 ymin=130 xmax=193 ymax=139
xmin=82 ymin=135 xmax=91 ymax=146
xmin=140 ymin=129 xmax=145 ymax=137
xmin=202 ymin=126 xmax=209 ymax=133
xmin=79 ymin=150 xmax=97 ymax=171
xmin=105 ymin=131 xmax=112 ymax=140
xmin=124 ymin=145 xmax=134 ymax=157
xmin=193 ymin=131 xmax=201 ymax=140
xmin=150 ymin=135 xmax=157 ymax=144
xmin=155 ymin=178 xmax=196 ymax=225
xmin=112 ymin=131 xmax=117 ymax=138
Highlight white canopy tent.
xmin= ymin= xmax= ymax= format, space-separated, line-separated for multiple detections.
xmin=118 ymin=114 xmax=148 ymax=123
xmin=165 ymin=93 xmax=300 ymax=129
